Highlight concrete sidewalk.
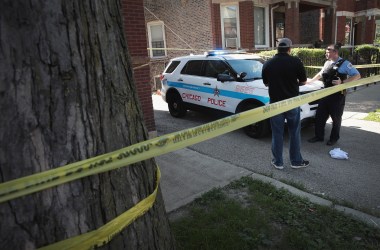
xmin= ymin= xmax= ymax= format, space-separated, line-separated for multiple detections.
xmin=156 ymin=148 xmax=380 ymax=228
xmin=156 ymin=148 xmax=251 ymax=212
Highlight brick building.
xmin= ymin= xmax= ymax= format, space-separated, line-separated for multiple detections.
xmin=122 ymin=0 xmax=156 ymax=136
xmin=120 ymin=0 xmax=380 ymax=135
xmin=144 ymin=0 xmax=380 ymax=81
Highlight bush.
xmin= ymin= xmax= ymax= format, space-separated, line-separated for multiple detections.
xmin=257 ymin=48 xmax=325 ymax=62
xmin=354 ymin=44 xmax=380 ymax=64
xmin=257 ymin=45 xmax=380 ymax=77
xmin=257 ymin=48 xmax=325 ymax=76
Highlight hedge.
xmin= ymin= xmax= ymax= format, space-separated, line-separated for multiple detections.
xmin=257 ymin=45 xmax=380 ymax=77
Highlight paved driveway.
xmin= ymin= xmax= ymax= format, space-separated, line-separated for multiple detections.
xmin=153 ymin=83 xmax=380 ymax=216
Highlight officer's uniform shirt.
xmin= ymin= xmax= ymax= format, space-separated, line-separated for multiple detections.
xmin=318 ymin=57 xmax=360 ymax=78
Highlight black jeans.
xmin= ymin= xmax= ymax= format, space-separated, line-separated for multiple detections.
xmin=314 ymin=93 xmax=346 ymax=141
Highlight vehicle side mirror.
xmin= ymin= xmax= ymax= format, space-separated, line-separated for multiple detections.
xmin=238 ymin=72 xmax=247 ymax=79
xmin=217 ymin=73 xmax=235 ymax=82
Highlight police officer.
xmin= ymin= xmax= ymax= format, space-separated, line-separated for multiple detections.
xmin=307 ymin=44 xmax=361 ymax=146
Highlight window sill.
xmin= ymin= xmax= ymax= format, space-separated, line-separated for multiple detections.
xmin=150 ymin=56 xmax=168 ymax=61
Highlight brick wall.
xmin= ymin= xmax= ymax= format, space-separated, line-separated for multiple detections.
xmin=122 ymin=0 xmax=156 ymax=134
xmin=336 ymin=15 xmax=346 ymax=44
xmin=134 ymin=67 xmax=156 ymax=131
xmin=285 ymin=2 xmax=300 ymax=44
xmin=212 ymin=3 xmax=222 ymax=48
xmin=355 ymin=0 xmax=380 ymax=11
xmin=145 ymin=0 xmax=213 ymax=56
xmin=364 ymin=18 xmax=376 ymax=44
xmin=354 ymin=0 xmax=379 ymax=44
xmin=239 ymin=1 xmax=254 ymax=50
xmin=323 ymin=8 xmax=335 ymax=44
xmin=123 ymin=1 xmax=149 ymax=57
xmin=337 ymin=0 xmax=356 ymax=11
xmin=145 ymin=0 xmax=214 ymax=90
xmin=367 ymin=0 xmax=380 ymax=9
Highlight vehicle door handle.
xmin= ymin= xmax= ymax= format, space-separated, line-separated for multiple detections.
xmin=177 ymin=78 xmax=183 ymax=82
xmin=203 ymin=82 xmax=211 ymax=86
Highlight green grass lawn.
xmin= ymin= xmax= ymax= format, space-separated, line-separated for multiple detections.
xmin=364 ymin=109 xmax=380 ymax=122
xmin=170 ymin=177 xmax=380 ymax=249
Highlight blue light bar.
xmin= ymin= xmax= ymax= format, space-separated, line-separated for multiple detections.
xmin=206 ymin=49 xmax=247 ymax=56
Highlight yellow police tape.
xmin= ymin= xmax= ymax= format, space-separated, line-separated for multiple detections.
xmin=306 ymin=64 xmax=380 ymax=69
xmin=39 ymin=167 xmax=161 ymax=250
xmin=0 ymin=75 xmax=379 ymax=249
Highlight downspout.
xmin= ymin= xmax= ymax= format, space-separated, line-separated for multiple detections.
xmin=350 ymin=19 xmax=354 ymax=45
xmin=352 ymin=22 xmax=356 ymax=56
xmin=334 ymin=8 xmax=337 ymax=44
xmin=271 ymin=4 xmax=279 ymax=49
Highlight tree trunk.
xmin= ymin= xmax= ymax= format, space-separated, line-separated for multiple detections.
xmin=0 ymin=0 xmax=174 ymax=249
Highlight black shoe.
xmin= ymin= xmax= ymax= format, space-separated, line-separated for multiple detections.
xmin=308 ymin=136 xmax=323 ymax=143
xmin=326 ymin=140 xmax=337 ymax=146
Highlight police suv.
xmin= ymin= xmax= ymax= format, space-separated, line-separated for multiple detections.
xmin=160 ymin=50 xmax=323 ymax=138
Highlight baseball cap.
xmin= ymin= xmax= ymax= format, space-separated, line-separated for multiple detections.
xmin=278 ymin=38 xmax=292 ymax=47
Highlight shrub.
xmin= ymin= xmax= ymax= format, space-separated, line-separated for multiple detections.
xmin=257 ymin=45 xmax=380 ymax=77
xmin=354 ymin=44 xmax=380 ymax=64
xmin=257 ymin=48 xmax=325 ymax=76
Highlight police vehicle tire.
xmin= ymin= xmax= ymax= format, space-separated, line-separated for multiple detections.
xmin=167 ymin=92 xmax=187 ymax=118
xmin=239 ymin=103 xmax=269 ymax=138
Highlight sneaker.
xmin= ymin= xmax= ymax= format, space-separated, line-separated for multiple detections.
xmin=291 ymin=160 xmax=309 ymax=169
xmin=271 ymin=160 xmax=284 ymax=170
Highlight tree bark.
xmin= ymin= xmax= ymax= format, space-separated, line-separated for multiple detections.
xmin=0 ymin=0 xmax=174 ymax=249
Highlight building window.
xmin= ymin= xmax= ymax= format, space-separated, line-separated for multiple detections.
xmin=221 ymin=4 xmax=240 ymax=49
xmin=147 ymin=21 xmax=166 ymax=58
xmin=344 ymin=18 xmax=353 ymax=45
xmin=254 ymin=6 xmax=269 ymax=48
xmin=375 ymin=19 xmax=380 ymax=45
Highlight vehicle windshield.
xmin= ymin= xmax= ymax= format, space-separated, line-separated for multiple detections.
xmin=227 ymin=59 xmax=263 ymax=80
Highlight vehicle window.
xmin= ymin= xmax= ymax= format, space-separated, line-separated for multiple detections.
xmin=180 ymin=60 xmax=204 ymax=76
xmin=227 ymin=59 xmax=263 ymax=80
xmin=204 ymin=60 xmax=230 ymax=78
xmin=165 ymin=61 xmax=180 ymax=73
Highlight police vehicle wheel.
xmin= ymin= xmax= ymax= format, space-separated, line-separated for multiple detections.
xmin=167 ymin=92 xmax=187 ymax=118
xmin=239 ymin=103 xmax=269 ymax=138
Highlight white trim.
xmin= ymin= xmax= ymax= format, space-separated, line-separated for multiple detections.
xmin=254 ymin=5 xmax=270 ymax=48
xmin=336 ymin=11 xmax=355 ymax=18
xmin=355 ymin=8 xmax=380 ymax=17
xmin=147 ymin=21 xmax=167 ymax=58
xmin=271 ymin=4 xmax=280 ymax=49
xmin=214 ymin=0 xmax=271 ymax=3
xmin=285 ymin=1 xmax=299 ymax=9
xmin=334 ymin=7 xmax=337 ymax=44
xmin=220 ymin=3 xmax=241 ymax=49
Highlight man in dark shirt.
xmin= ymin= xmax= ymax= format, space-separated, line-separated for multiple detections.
xmin=262 ymin=38 xmax=309 ymax=169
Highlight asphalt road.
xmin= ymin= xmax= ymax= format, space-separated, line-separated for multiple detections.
xmin=153 ymin=83 xmax=380 ymax=216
